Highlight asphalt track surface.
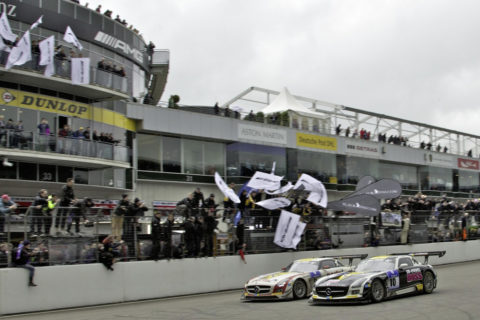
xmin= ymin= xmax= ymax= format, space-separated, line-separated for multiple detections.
xmin=3 ymin=260 xmax=480 ymax=320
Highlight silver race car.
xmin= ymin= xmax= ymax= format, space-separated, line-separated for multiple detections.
xmin=309 ymin=251 xmax=445 ymax=304
xmin=242 ymin=254 xmax=367 ymax=300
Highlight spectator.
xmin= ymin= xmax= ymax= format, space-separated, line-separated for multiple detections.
xmin=177 ymin=193 xmax=194 ymax=217
xmin=0 ymin=194 xmax=16 ymax=235
xmin=31 ymin=189 xmax=48 ymax=236
xmin=223 ymin=182 xmax=236 ymax=221
xmin=246 ymin=110 xmax=255 ymax=121
xmin=194 ymin=216 xmax=204 ymax=256
xmin=204 ymin=193 xmax=217 ymax=215
xmin=401 ymin=212 xmax=410 ymax=244
xmin=203 ymin=210 xmax=217 ymax=257
xmin=55 ymin=47 xmax=67 ymax=60
xmin=83 ymin=127 xmax=91 ymax=140
xmin=12 ymin=120 xmax=24 ymax=148
xmin=99 ymin=235 xmax=121 ymax=270
xmin=214 ymin=102 xmax=220 ymax=115
xmin=149 ymin=210 xmax=162 ymax=261
xmin=13 ymin=240 xmax=37 ymax=286
xmin=345 ymin=127 xmax=350 ymax=137
xmin=436 ymin=144 xmax=441 ymax=152
xmin=467 ymin=149 xmax=473 ymax=157
xmin=56 ymin=178 xmax=76 ymax=235
xmin=443 ymin=146 xmax=448 ymax=153
xmin=192 ymin=187 xmax=204 ymax=213
xmin=66 ymin=197 xmax=93 ymax=235
xmin=335 ymin=124 xmax=341 ymax=135
xmin=461 ymin=212 xmax=468 ymax=241
xmin=115 ymin=15 xmax=122 ymax=23
xmin=224 ymin=106 xmax=231 ymax=117
xmin=162 ymin=213 xmax=174 ymax=259
xmin=95 ymin=4 xmax=101 ymax=12
xmin=37 ymin=118 xmax=50 ymax=135
xmin=183 ymin=216 xmax=196 ymax=257
xmin=112 ymin=194 xmax=129 ymax=242
xmin=124 ymin=198 xmax=147 ymax=257
xmin=42 ymin=194 xmax=59 ymax=236
xmin=352 ymin=128 xmax=358 ymax=139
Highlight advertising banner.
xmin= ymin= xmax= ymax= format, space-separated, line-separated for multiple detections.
xmin=296 ymin=133 xmax=337 ymax=151
xmin=238 ymin=124 xmax=287 ymax=145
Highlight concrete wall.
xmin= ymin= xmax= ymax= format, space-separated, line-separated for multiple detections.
xmin=1 ymin=241 xmax=479 ymax=315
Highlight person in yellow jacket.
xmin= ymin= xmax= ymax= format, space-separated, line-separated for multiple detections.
xmin=43 ymin=194 xmax=59 ymax=236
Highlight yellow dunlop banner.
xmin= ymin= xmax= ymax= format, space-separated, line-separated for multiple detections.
xmin=296 ymin=132 xmax=337 ymax=151
xmin=0 ymin=88 xmax=135 ymax=131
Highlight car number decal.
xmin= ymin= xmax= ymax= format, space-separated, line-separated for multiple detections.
xmin=386 ymin=270 xmax=400 ymax=289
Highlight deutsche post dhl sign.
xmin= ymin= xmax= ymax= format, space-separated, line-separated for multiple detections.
xmin=457 ymin=158 xmax=479 ymax=170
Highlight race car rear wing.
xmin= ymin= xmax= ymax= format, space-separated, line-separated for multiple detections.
xmin=321 ymin=254 xmax=368 ymax=266
xmin=390 ymin=251 xmax=446 ymax=264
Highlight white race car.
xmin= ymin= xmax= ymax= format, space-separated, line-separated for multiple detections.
xmin=242 ymin=254 xmax=367 ymax=300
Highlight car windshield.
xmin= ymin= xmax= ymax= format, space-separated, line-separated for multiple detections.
xmin=355 ymin=258 xmax=396 ymax=272
xmin=288 ymin=261 xmax=319 ymax=273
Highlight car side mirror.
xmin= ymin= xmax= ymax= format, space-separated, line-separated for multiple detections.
xmin=399 ymin=263 xmax=408 ymax=270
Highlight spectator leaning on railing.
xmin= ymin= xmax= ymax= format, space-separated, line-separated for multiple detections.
xmin=0 ymin=194 xmax=17 ymax=236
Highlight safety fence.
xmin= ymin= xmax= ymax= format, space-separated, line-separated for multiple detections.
xmin=1 ymin=207 xmax=479 ymax=268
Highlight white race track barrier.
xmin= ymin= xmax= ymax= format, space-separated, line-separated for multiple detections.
xmin=1 ymin=241 xmax=479 ymax=315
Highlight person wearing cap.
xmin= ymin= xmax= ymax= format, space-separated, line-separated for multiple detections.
xmin=0 ymin=194 xmax=17 ymax=235
xmin=13 ymin=240 xmax=38 ymax=287
xmin=192 ymin=188 xmax=204 ymax=216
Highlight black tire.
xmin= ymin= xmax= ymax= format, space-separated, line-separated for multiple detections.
xmin=292 ymin=279 xmax=307 ymax=299
xmin=370 ymin=279 xmax=385 ymax=303
xmin=423 ymin=271 xmax=435 ymax=294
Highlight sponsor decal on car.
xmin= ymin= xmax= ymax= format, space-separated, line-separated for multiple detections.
xmin=406 ymin=268 xmax=423 ymax=282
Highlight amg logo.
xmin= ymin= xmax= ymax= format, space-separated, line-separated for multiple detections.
xmin=94 ymin=31 xmax=143 ymax=63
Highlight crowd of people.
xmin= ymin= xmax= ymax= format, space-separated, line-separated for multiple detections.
xmin=1 ymin=179 xmax=480 ymax=287
xmin=97 ymin=59 xmax=127 ymax=77
xmin=0 ymin=116 xmax=121 ymax=151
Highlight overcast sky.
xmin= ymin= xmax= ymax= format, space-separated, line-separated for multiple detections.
xmin=86 ymin=0 xmax=480 ymax=135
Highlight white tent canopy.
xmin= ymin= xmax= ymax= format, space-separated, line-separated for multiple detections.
xmin=260 ymin=87 xmax=326 ymax=119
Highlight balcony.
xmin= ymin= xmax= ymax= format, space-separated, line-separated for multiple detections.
xmin=0 ymin=51 xmax=129 ymax=101
xmin=0 ymin=130 xmax=130 ymax=169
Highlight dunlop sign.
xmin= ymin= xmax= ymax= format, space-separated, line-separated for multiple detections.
xmin=0 ymin=88 xmax=91 ymax=119
xmin=296 ymin=133 xmax=337 ymax=151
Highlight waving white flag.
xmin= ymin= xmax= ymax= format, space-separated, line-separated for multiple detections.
xmin=71 ymin=57 xmax=90 ymax=84
xmin=6 ymin=30 xmax=31 ymax=70
xmin=0 ymin=12 xmax=16 ymax=42
xmin=39 ymin=36 xmax=55 ymax=76
xmin=256 ymin=197 xmax=291 ymax=210
xmin=247 ymin=171 xmax=283 ymax=191
xmin=293 ymin=173 xmax=328 ymax=208
xmin=30 ymin=15 xmax=43 ymax=30
xmin=63 ymin=26 xmax=83 ymax=50
xmin=214 ymin=172 xmax=240 ymax=204
xmin=265 ymin=182 xmax=293 ymax=195
xmin=274 ymin=210 xmax=300 ymax=248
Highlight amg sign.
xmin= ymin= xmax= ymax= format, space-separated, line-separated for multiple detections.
xmin=94 ymin=31 xmax=144 ymax=64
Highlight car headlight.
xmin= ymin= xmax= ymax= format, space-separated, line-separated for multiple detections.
xmin=351 ymin=279 xmax=365 ymax=288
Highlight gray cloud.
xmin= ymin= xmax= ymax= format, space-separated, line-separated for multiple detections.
xmin=86 ymin=0 xmax=480 ymax=135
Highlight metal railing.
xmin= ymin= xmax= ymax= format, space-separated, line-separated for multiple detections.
xmin=0 ymin=130 xmax=129 ymax=162
xmin=0 ymin=51 xmax=128 ymax=94
xmin=1 ymin=207 xmax=479 ymax=268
